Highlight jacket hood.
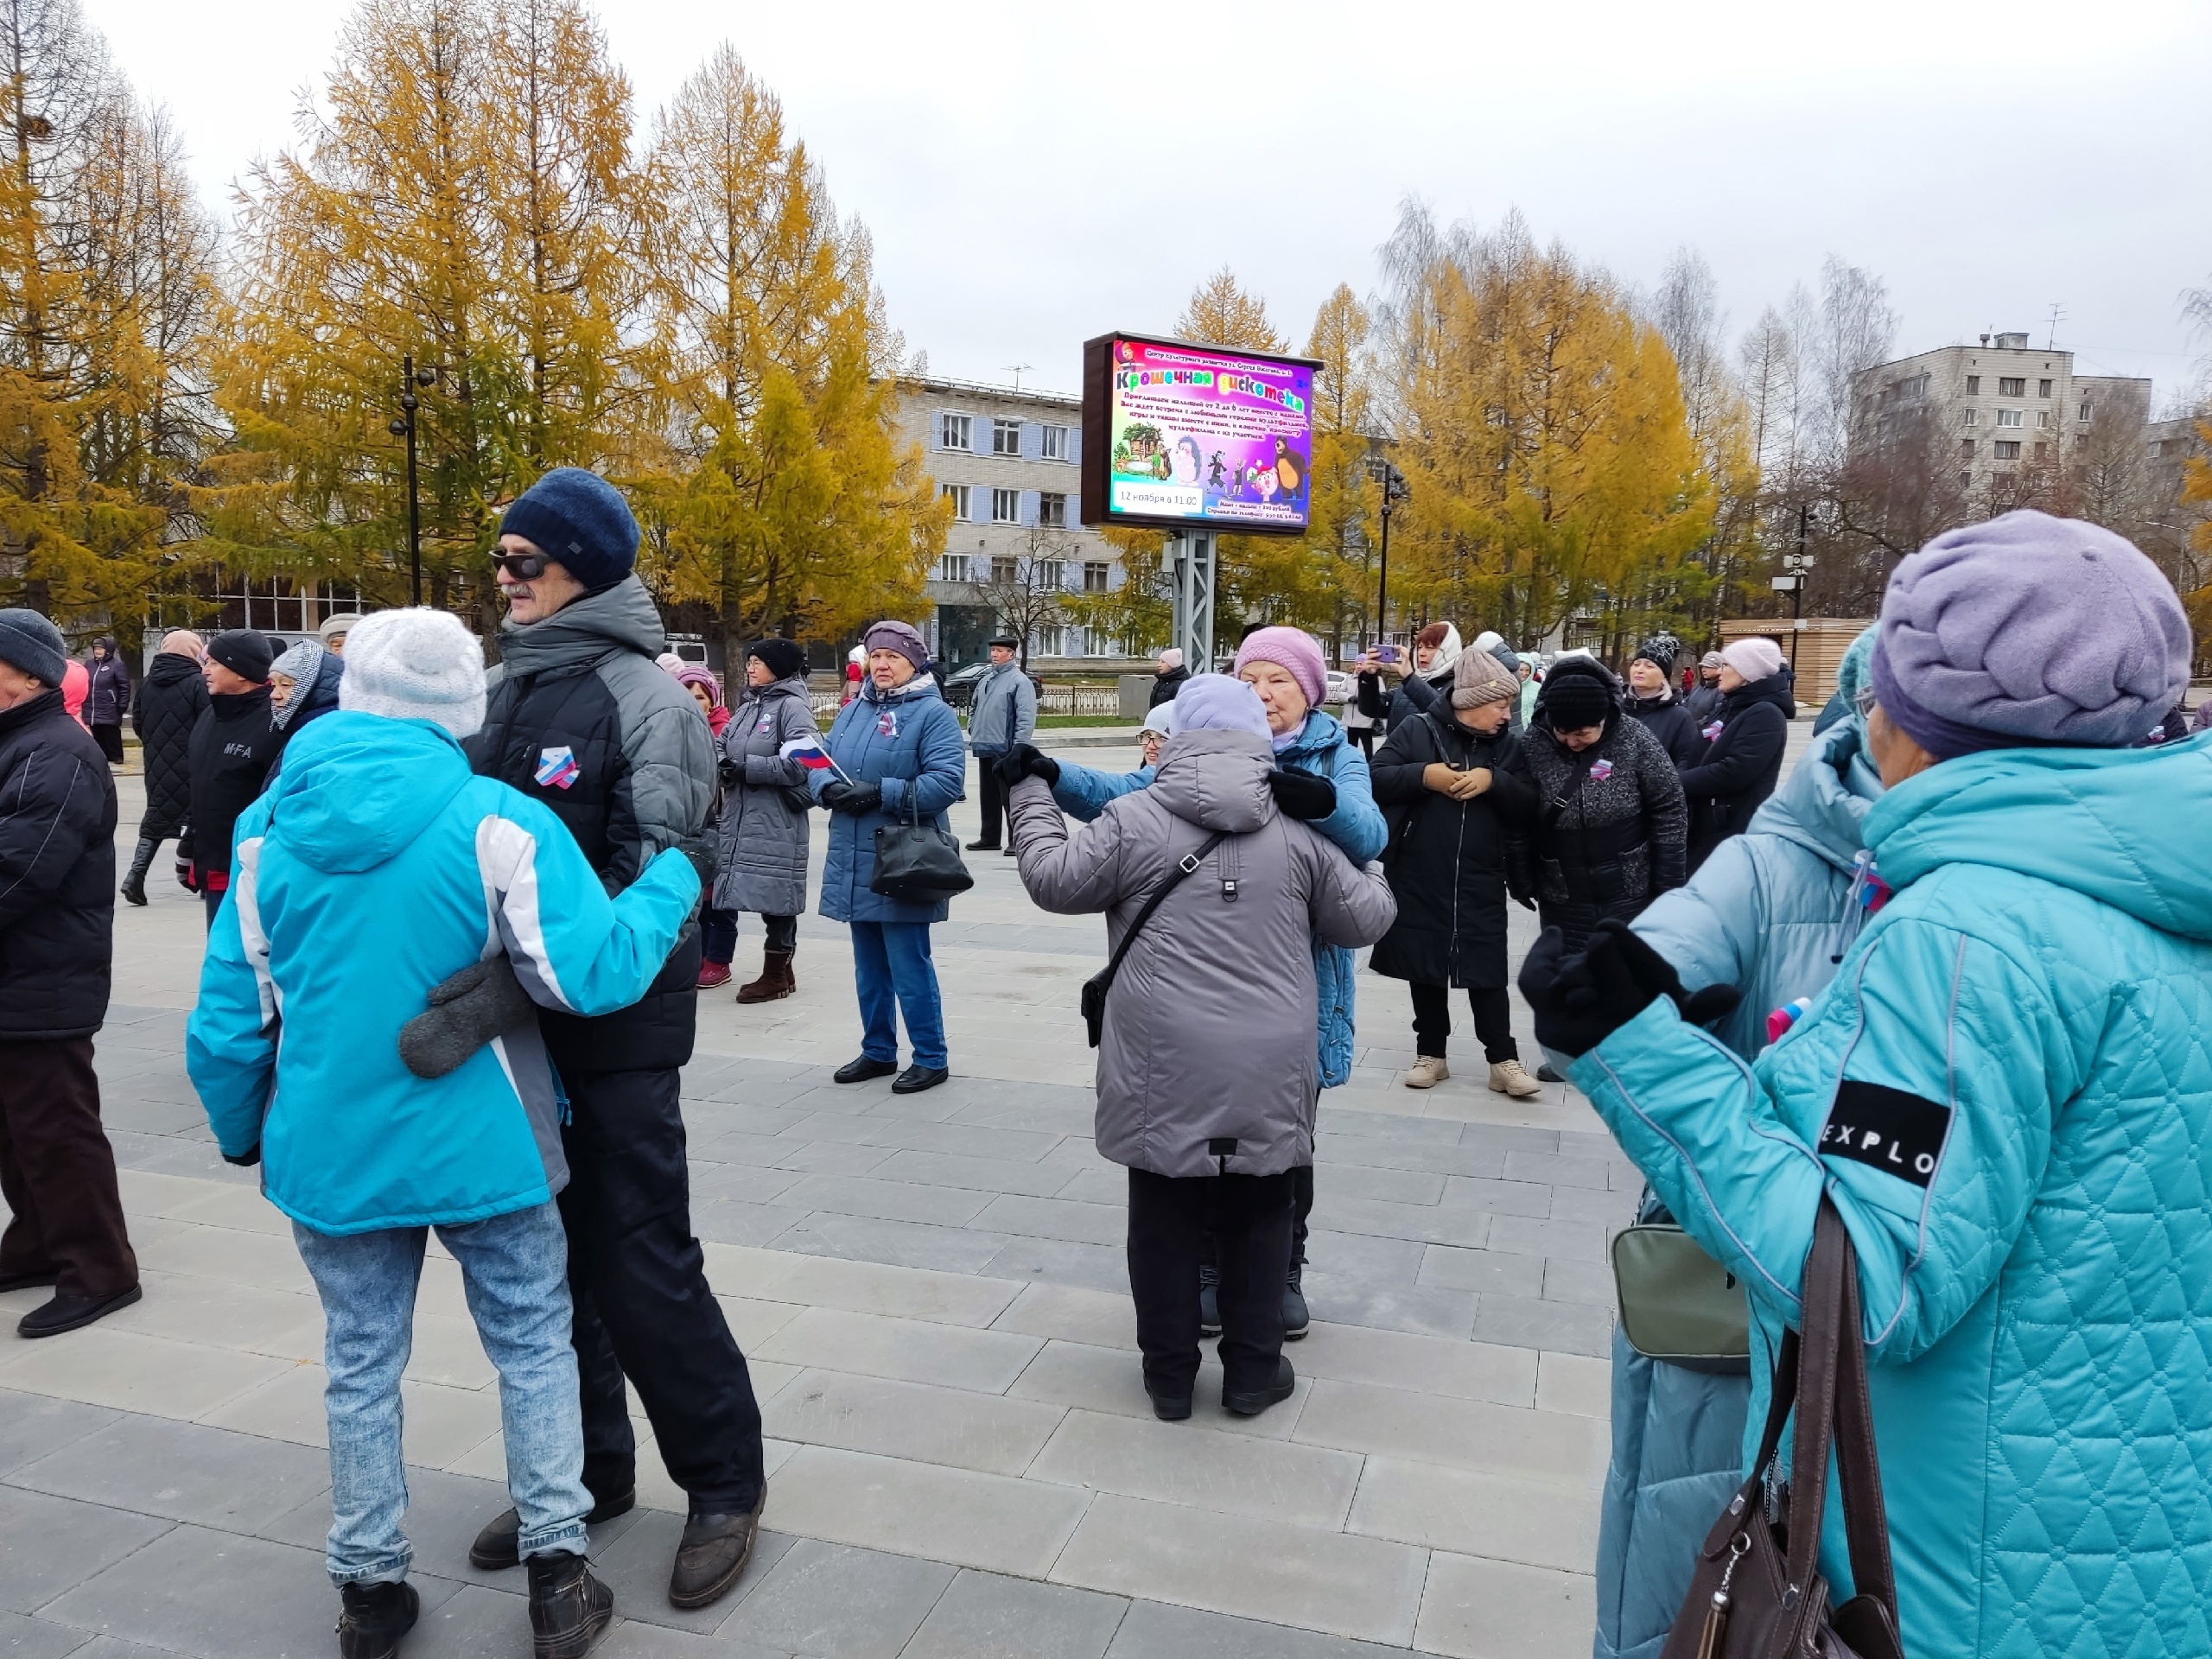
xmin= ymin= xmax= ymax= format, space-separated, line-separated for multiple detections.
xmin=1747 ymin=720 xmax=1883 ymax=875
xmin=861 ymin=673 xmax=944 ymax=707
xmin=1149 ymin=728 xmax=1278 ymax=832
xmin=262 ymin=711 xmax=472 ymax=874
xmin=495 ymin=574 xmax=666 ymax=676
xmin=149 ymin=652 xmax=200 ymax=685
xmin=1868 ymin=734 xmax=2212 ymax=941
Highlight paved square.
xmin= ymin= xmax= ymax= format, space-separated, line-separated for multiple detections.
xmin=0 ymin=742 xmax=1660 ymax=1658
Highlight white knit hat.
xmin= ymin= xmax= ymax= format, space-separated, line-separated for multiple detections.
xmin=337 ymin=608 xmax=488 ymax=737
xmin=1719 ymin=636 xmax=1787 ymax=682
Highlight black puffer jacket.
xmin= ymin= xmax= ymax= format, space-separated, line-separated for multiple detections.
xmin=1367 ymin=708 xmax=1535 ymax=989
xmin=466 ymin=576 xmax=715 ymax=1075
xmin=181 ymin=686 xmax=277 ymax=886
xmin=1678 ymin=671 xmax=1796 ymax=868
xmin=0 ymin=688 xmax=118 ymax=1039
xmin=1626 ymin=691 xmax=1703 ymax=767
xmin=1516 ymin=690 xmax=1688 ymax=951
xmin=131 ymin=650 xmax=207 ymax=840
xmin=1147 ymin=665 xmax=1190 ymax=709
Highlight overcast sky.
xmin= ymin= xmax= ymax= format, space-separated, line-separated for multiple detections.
xmin=86 ymin=0 xmax=2212 ymax=408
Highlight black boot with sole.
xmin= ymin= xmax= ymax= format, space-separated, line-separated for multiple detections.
xmin=119 ymin=836 xmax=156 ymax=906
xmin=527 ymin=1551 xmax=614 ymax=1659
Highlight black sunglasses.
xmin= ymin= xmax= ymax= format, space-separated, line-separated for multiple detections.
xmin=490 ymin=550 xmax=551 ymax=580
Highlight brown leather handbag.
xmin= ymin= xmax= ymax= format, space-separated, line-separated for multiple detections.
xmin=1660 ymin=1198 xmax=1907 ymax=1659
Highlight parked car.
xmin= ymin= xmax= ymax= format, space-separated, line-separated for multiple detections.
xmin=943 ymin=662 xmax=991 ymax=710
xmin=1324 ymin=670 xmax=1355 ymax=705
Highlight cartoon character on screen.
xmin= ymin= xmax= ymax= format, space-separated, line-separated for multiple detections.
xmin=1254 ymin=463 xmax=1280 ymax=506
xmin=1271 ymin=436 xmax=1306 ymax=501
xmin=1207 ymin=452 xmax=1226 ymax=492
xmin=1173 ymin=436 xmax=1202 ymax=486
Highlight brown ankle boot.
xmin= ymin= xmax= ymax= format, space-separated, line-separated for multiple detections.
xmin=735 ymin=950 xmax=796 ymax=1004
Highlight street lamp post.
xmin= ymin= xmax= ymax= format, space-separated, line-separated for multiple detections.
xmin=1771 ymin=503 xmax=1816 ymax=675
xmin=387 ymin=356 xmax=438 ymax=606
xmin=1371 ymin=461 xmax=1408 ymax=651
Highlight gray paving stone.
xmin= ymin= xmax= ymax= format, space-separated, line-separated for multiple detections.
xmin=690 ymin=1165 xmax=809 ymax=1207
xmin=1417 ymin=1243 xmax=1547 ymax=1298
xmin=0 ymin=1486 xmax=172 ymax=1614
xmin=967 ymin=1194 xmax=1123 ymax=1247
xmin=776 ymin=1175 xmax=994 ymax=1230
xmin=10 ymin=1414 xmax=329 ymax=1535
xmin=693 ymin=1202 xmax=816 ymax=1249
xmin=1314 ymin=1109 xmax=1466 ymax=1146
xmin=716 ymin=1539 xmax=952 ymax=1658
xmin=868 ymin=1148 xmax=1084 ymax=1200
xmin=588 ymin=1512 xmax=794 ymax=1635
xmin=1541 ymin=1256 xmax=1619 ymax=1308
xmin=978 ymin=1236 xmax=1129 ymax=1294
xmin=1440 ymin=1174 xmax=1554 ymax=1218
xmin=1471 ymin=1294 xmax=1615 ymax=1357
xmin=594 ymin=1621 xmax=791 ymax=1658
xmin=766 ymin=1216 xmax=1012 ymax=1275
xmin=1310 ymin=1133 xmax=1507 ymax=1180
xmin=1102 ymin=1599 xmax=1407 ymax=1659
xmin=46 ymin=1638 xmax=188 ymax=1659
xmin=762 ymin=1141 xmax=899 ymax=1178
xmin=0 ymin=1389 xmax=119 ymax=1478
xmin=0 ymin=1611 xmax=95 ymax=1657
xmin=900 ymin=1569 xmax=1127 ymax=1659
xmin=690 ymin=1132 xmax=800 ymax=1170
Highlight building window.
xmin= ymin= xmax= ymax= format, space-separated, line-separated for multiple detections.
xmin=1083 ymin=561 xmax=1109 ymax=593
xmin=2033 ymin=442 xmax=2049 ymax=463
xmin=1964 ymin=375 xmax=1981 ymax=395
xmin=2036 ymin=410 xmax=2050 ymax=428
xmin=2078 ymin=402 xmax=2093 ymax=423
xmin=1961 ymin=409 xmax=1978 ymax=428
xmin=1040 ymin=424 xmax=1069 ymax=461
xmin=940 ymin=484 xmax=969 ymax=520
xmin=939 ymin=413 xmax=971 ymax=451
xmin=1959 ymin=439 xmax=1975 ymax=459
xmin=1993 ymin=441 xmax=2022 ymax=460
xmin=1035 ymin=560 xmax=1064 ymax=593
xmin=990 ymin=487 xmax=1020 ymax=524
xmin=992 ymin=418 xmax=1021 ymax=456
xmin=938 ymin=552 xmax=970 ymax=583
xmin=1996 ymin=409 xmax=2023 ymax=428
xmin=2037 ymin=379 xmax=2053 ymax=397
xmin=990 ymin=556 xmax=1017 ymax=584
xmin=1958 ymin=470 xmax=1971 ymax=490
xmin=1999 ymin=377 xmax=2025 ymax=397
xmin=1038 ymin=492 xmax=1067 ymax=527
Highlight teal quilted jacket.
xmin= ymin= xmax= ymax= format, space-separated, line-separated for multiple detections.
xmin=1573 ymin=736 xmax=2212 ymax=1657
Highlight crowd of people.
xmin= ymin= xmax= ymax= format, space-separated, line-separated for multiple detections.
xmin=3 ymin=486 xmax=2211 ymax=1659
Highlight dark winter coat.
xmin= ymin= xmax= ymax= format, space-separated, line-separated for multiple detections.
xmin=1677 ymin=671 xmax=1795 ymax=868
xmin=0 ymin=687 xmax=118 ymax=1039
xmin=1367 ymin=708 xmax=1535 ymax=990
xmin=466 ymin=575 xmax=716 ymax=1075
xmin=1147 ymin=665 xmax=1190 ymax=709
xmin=85 ymin=646 xmax=130 ymax=728
xmin=273 ymin=651 xmax=344 ymax=761
xmin=181 ymin=686 xmax=277 ymax=887
xmin=1682 ymin=681 xmax=1724 ymax=725
xmin=1625 ymin=690 xmax=1703 ymax=767
xmin=131 ymin=650 xmax=208 ymax=840
xmin=713 ymin=674 xmax=818 ymax=917
xmin=1516 ymin=712 xmax=1688 ymax=950
xmin=813 ymin=673 xmax=967 ymax=926
xmin=1386 ymin=664 xmax=1455 ymax=733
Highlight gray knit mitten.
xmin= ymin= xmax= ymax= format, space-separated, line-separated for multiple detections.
xmin=398 ymin=958 xmax=540 ymax=1079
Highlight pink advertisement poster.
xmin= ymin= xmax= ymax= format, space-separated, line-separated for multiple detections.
xmin=1101 ymin=337 xmax=1315 ymax=532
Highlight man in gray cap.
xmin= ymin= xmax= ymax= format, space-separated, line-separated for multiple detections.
xmin=317 ymin=613 xmax=364 ymax=653
xmin=0 ymin=609 xmax=139 ymax=1338
xmin=1683 ymin=651 xmax=1726 ymax=724
xmin=963 ymin=633 xmax=1035 ymax=853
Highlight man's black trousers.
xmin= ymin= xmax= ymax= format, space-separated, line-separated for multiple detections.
xmin=1126 ymin=1166 xmax=1292 ymax=1400
xmin=557 ymin=1065 xmax=766 ymax=1513
xmin=975 ymin=758 xmax=1007 ymax=847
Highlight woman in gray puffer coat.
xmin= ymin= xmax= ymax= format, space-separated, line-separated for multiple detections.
xmin=711 ymin=639 xmax=822 ymax=1002
xmin=1007 ymin=675 xmax=1395 ymax=1423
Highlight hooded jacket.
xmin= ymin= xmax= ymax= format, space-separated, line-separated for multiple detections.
xmin=1147 ymin=664 xmax=1189 ymax=709
xmin=182 ymin=685 xmax=277 ymax=887
xmin=1573 ymin=734 xmax=2212 ymax=1659
xmin=131 ymin=650 xmax=208 ymax=840
xmin=273 ymin=649 xmax=343 ymax=753
xmin=1516 ymin=704 xmax=1688 ymax=932
xmin=465 ymin=575 xmax=715 ymax=1073
xmin=187 ymin=712 xmax=700 ymax=1236
xmin=1592 ymin=719 xmax=1885 ymax=1659
xmin=813 ymin=671 xmax=966 ymax=925
xmin=1007 ymin=729 xmax=1395 ymax=1177
xmin=0 ymin=687 xmax=117 ymax=1039
xmin=713 ymin=672 xmax=818 ymax=917
xmin=1678 ymin=670 xmax=1795 ymax=864
xmin=1625 ymin=690 xmax=1702 ymax=767
xmin=84 ymin=642 xmax=130 ymax=727
xmin=964 ymin=658 xmax=1037 ymax=754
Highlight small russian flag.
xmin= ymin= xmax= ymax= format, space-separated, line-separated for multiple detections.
xmin=779 ymin=737 xmax=840 ymax=775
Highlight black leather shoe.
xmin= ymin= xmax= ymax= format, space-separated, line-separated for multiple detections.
xmin=668 ymin=1492 xmax=766 ymax=1610
xmin=0 ymin=1268 xmax=59 ymax=1294
xmin=1282 ymin=1267 xmax=1310 ymax=1341
xmin=833 ymin=1055 xmax=899 ymax=1084
xmin=1224 ymin=1356 xmax=1296 ymax=1417
xmin=891 ymin=1065 xmax=949 ymax=1095
xmin=1536 ymin=1062 xmax=1565 ymax=1083
xmin=469 ymin=1490 xmax=634 ymax=1571
xmin=527 ymin=1551 xmax=613 ymax=1658
xmin=1149 ymin=1391 xmax=1192 ymax=1421
xmin=1001 ymin=846 xmax=1019 ymax=856
xmin=17 ymin=1284 xmax=140 ymax=1338
xmin=963 ymin=839 xmax=1000 ymax=852
xmin=336 ymin=1579 xmax=419 ymax=1659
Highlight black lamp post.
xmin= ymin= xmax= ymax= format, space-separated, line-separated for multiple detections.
xmin=1372 ymin=460 xmax=1409 ymax=650
xmin=387 ymin=355 xmax=439 ymax=606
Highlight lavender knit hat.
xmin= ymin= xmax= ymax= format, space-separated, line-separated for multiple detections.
xmin=1173 ymin=673 xmax=1272 ymax=741
xmin=1233 ymin=626 xmax=1328 ymax=709
xmin=1869 ymin=510 xmax=2190 ymax=758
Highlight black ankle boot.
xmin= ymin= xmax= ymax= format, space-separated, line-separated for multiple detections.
xmin=336 ymin=1580 xmax=418 ymax=1659
xmin=119 ymin=836 xmax=156 ymax=906
xmin=526 ymin=1551 xmax=613 ymax=1659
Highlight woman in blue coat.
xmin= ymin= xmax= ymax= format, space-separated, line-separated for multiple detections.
xmin=1525 ymin=514 xmax=2212 ymax=1659
xmin=813 ymin=620 xmax=966 ymax=1096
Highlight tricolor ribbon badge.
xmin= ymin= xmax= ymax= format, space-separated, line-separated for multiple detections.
xmin=1589 ymin=759 xmax=1613 ymax=782
xmin=1701 ymin=720 xmax=1725 ymax=741
xmin=535 ymin=746 xmax=582 ymax=791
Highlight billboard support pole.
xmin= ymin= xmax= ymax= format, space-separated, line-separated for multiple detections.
xmin=1168 ymin=530 xmax=1214 ymax=673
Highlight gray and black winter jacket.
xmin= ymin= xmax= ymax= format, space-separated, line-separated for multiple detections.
xmin=466 ymin=576 xmax=715 ymax=1073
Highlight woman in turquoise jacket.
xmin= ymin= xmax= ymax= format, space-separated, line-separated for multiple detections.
xmin=1524 ymin=514 xmax=2212 ymax=1659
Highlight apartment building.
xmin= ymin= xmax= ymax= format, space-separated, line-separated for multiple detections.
xmin=895 ymin=377 xmax=1135 ymax=669
xmin=1853 ymin=331 xmax=2151 ymax=493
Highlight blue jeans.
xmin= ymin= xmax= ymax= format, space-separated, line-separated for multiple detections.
xmin=293 ymin=1202 xmax=590 ymax=1585
xmin=849 ymin=920 xmax=947 ymax=1069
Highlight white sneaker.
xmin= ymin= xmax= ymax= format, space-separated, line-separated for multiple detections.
xmin=1404 ymin=1056 xmax=1449 ymax=1090
xmin=1489 ymin=1059 xmax=1544 ymax=1098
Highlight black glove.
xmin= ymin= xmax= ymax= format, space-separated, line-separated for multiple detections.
xmin=716 ymin=758 xmax=740 ymax=790
xmin=1268 ymin=768 xmax=1338 ymax=821
xmin=1518 ymin=918 xmax=1743 ymax=1058
xmin=398 ymin=958 xmax=542 ymax=1080
xmin=820 ymin=779 xmax=883 ymax=816
xmin=995 ymin=744 xmax=1059 ymax=788
xmin=222 ymin=1144 xmax=261 ymax=1168
xmin=175 ymin=855 xmax=199 ymax=893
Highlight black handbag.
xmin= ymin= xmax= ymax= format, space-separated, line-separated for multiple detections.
xmin=1080 ymin=830 xmax=1229 ymax=1046
xmin=1661 ymin=1198 xmax=1905 ymax=1659
xmin=869 ymin=792 xmax=975 ymax=904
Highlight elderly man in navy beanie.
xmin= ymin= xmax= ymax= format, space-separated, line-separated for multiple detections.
xmin=456 ymin=466 xmax=772 ymax=1612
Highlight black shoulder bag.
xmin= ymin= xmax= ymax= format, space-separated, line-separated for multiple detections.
xmin=1080 ymin=830 xmax=1229 ymax=1047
